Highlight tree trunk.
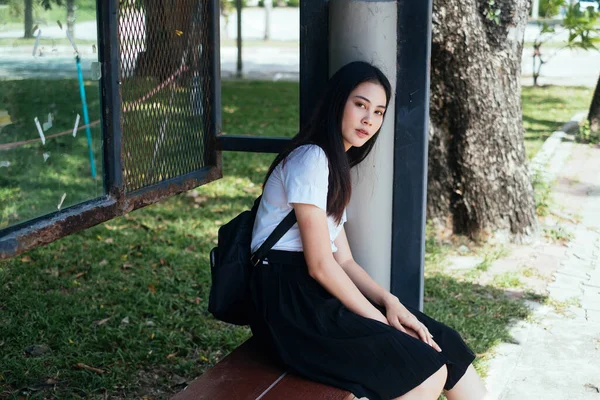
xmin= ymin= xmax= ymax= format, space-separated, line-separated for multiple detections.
xmin=236 ymin=0 xmax=242 ymax=77
xmin=67 ymin=0 xmax=75 ymax=39
xmin=135 ymin=0 xmax=196 ymax=81
xmin=264 ymin=0 xmax=272 ymax=41
xmin=428 ymin=0 xmax=538 ymax=241
xmin=24 ymin=0 xmax=34 ymax=39
xmin=587 ymin=73 xmax=600 ymax=133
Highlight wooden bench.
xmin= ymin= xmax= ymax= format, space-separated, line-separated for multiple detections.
xmin=172 ymin=337 xmax=355 ymax=400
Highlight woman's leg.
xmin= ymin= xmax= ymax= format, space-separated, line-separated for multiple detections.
xmin=393 ymin=364 xmax=448 ymax=400
xmin=444 ymin=364 xmax=491 ymax=400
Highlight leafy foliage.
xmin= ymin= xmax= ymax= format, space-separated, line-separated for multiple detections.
xmin=485 ymin=0 xmax=502 ymax=25
xmin=539 ymin=0 xmax=565 ymax=18
xmin=577 ymin=119 xmax=600 ymax=143
xmin=531 ymin=2 xmax=600 ymax=85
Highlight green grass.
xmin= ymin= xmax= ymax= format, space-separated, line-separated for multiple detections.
xmin=521 ymin=85 xmax=592 ymax=159
xmin=0 ymin=79 xmax=103 ymax=229
xmin=0 ymin=80 xmax=570 ymax=397
xmin=0 ymin=80 xmax=300 ymax=398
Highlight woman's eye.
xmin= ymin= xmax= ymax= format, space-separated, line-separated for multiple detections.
xmin=355 ymin=102 xmax=365 ymax=108
xmin=375 ymin=110 xmax=384 ymax=116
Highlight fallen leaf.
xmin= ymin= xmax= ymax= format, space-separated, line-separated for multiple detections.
xmin=21 ymin=256 xmax=31 ymax=263
xmin=74 ymin=363 xmax=105 ymax=375
xmin=94 ymin=317 xmax=111 ymax=326
xmin=99 ymin=259 xmax=108 ymax=266
xmin=148 ymin=284 xmax=157 ymax=294
xmin=74 ymin=272 xmax=86 ymax=279
xmin=104 ymin=238 xmax=114 ymax=244
xmin=159 ymin=258 xmax=166 ymax=266
xmin=122 ymin=263 xmax=133 ymax=270
xmin=171 ymin=374 xmax=186 ymax=386
xmin=193 ymin=196 xmax=208 ymax=204
xmin=167 ymin=352 xmax=178 ymax=359
xmin=121 ymin=316 xmax=130 ymax=325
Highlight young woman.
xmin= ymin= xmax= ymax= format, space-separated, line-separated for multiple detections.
xmin=249 ymin=61 xmax=490 ymax=400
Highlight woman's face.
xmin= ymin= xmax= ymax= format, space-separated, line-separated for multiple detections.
xmin=340 ymin=81 xmax=387 ymax=151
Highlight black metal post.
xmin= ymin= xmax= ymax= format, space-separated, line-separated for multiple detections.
xmin=98 ymin=0 xmax=123 ymax=195
xmin=390 ymin=0 xmax=434 ymax=311
xmin=299 ymin=0 xmax=329 ymax=127
xmin=206 ymin=0 xmax=222 ymax=169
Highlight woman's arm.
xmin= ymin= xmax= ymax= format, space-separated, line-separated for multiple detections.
xmin=333 ymin=226 xmax=440 ymax=350
xmin=293 ymin=203 xmax=388 ymax=325
xmin=332 ymin=226 xmax=396 ymax=307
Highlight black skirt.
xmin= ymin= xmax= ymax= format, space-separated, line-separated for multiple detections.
xmin=249 ymin=250 xmax=476 ymax=400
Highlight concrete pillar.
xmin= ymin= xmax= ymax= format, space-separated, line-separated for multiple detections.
xmin=329 ymin=0 xmax=397 ymax=291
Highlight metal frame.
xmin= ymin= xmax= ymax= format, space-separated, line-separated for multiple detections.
xmin=0 ymin=0 xmax=222 ymax=260
xmin=300 ymin=0 xmax=329 ymax=126
xmin=390 ymin=0 xmax=434 ymax=310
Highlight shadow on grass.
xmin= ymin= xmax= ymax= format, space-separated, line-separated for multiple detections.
xmin=522 ymin=115 xmax=565 ymax=130
xmin=424 ymin=274 xmax=542 ymax=371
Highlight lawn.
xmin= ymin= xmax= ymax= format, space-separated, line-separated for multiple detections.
xmin=522 ymin=85 xmax=593 ymax=159
xmin=0 ymin=80 xmax=103 ymax=229
xmin=0 ymin=81 xmax=574 ymax=398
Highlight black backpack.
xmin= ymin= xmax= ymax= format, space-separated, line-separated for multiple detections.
xmin=208 ymin=196 xmax=296 ymax=325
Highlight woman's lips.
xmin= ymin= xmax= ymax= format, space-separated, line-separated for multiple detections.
xmin=356 ymin=129 xmax=369 ymax=138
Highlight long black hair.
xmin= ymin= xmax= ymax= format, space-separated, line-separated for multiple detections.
xmin=264 ymin=61 xmax=392 ymax=223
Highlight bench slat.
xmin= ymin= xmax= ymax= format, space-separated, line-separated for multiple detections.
xmin=261 ymin=372 xmax=355 ymax=400
xmin=172 ymin=338 xmax=283 ymax=400
xmin=172 ymin=337 xmax=354 ymax=400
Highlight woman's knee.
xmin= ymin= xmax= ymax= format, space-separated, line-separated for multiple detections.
xmin=396 ymin=364 xmax=448 ymax=400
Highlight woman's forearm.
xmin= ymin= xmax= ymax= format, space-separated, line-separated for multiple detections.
xmin=339 ymin=259 xmax=396 ymax=306
xmin=309 ymin=259 xmax=388 ymax=324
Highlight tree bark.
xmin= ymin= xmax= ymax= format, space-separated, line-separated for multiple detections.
xmin=428 ymin=0 xmax=538 ymax=241
xmin=135 ymin=0 xmax=196 ymax=81
xmin=587 ymin=73 xmax=600 ymax=133
xmin=24 ymin=0 xmax=34 ymax=39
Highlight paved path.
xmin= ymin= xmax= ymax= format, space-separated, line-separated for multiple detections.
xmin=485 ymin=138 xmax=600 ymax=399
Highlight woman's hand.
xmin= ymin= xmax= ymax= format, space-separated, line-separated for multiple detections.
xmin=383 ymin=294 xmax=442 ymax=352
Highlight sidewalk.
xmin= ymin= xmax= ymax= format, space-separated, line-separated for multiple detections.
xmin=484 ymin=135 xmax=600 ymax=398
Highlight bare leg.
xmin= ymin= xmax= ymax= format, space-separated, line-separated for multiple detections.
xmin=393 ymin=364 xmax=448 ymax=400
xmin=444 ymin=364 xmax=491 ymax=400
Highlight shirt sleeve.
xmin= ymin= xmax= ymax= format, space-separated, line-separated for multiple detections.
xmin=281 ymin=145 xmax=329 ymax=211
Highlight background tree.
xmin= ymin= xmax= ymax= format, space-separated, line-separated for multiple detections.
xmin=135 ymin=0 xmax=196 ymax=80
xmin=24 ymin=0 xmax=33 ymax=38
xmin=532 ymin=2 xmax=597 ymax=86
xmin=264 ymin=0 xmax=272 ymax=41
xmin=428 ymin=0 xmax=538 ymax=240
xmin=19 ymin=0 xmax=63 ymax=38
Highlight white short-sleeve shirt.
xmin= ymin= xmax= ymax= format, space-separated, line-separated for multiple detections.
xmin=251 ymin=144 xmax=347 ymax=253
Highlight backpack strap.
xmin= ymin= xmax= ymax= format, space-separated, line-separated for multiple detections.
xmin=251 ymin=209 xmax=297 ymax=267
